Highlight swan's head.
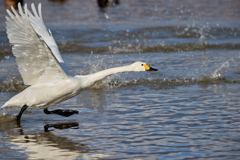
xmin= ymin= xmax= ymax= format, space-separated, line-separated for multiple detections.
xmin=130 ymin=62 xmax=158 ymax=72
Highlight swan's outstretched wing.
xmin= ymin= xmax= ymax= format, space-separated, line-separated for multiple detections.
xmin=6 ymin=3 xmax=69 ymax=85
xmin=28 ymin=3 xmax=71 ymax=76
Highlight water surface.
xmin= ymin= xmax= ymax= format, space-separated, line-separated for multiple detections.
xmin=0 ymin=0 xmax=240 ymax=159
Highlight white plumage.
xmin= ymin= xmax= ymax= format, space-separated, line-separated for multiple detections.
xmin=2 ymin=3 xmax=157 ymax=120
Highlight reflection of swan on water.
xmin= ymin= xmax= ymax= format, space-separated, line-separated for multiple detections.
xmin=1 ymin=3 xmax=157 ymax=121
xmin=0 ymin=121 xmax=110 ymax=159
xmin=44 ymin=122 xmax=79 ymax=132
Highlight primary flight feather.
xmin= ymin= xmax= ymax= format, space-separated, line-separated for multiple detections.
xmin=2 ymin=3 xmax=157 ymax=120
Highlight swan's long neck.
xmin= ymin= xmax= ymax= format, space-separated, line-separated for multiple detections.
xmin=80 ymin=65 xmax=133 ymax=88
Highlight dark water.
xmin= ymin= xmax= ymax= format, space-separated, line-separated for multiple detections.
xmin=0 ymin=0 xmax=240 ymax=159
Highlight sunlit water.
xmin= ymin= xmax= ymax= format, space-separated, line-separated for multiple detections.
xmin=0 ymin=0 xmax=240 ymax=159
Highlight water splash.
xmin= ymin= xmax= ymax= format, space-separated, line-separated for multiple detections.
xmin=176 ymin=23 xmax=214 ymax=45
xmin=197 ymin=60 xmax=230 ymax=83
xmin=0 ymin=107 xmax=19 ymax=123
xmin=0 ymin=76 xmax=26 ymax=92
xmin=211 ymin=61 xmax=230 ymax=79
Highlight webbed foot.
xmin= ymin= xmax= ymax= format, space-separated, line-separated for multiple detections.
xmin=43 ymin=108 xmax=79 ymax=117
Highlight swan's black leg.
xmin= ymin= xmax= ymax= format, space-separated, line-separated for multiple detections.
xmin=43 ymin=108 xmax=79 ymax=117
xmin=16 ymin=104 xmax=29 ymax=121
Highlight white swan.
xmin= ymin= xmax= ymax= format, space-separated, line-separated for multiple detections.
xmin=2 ymin=3 xmax=157 ymax=120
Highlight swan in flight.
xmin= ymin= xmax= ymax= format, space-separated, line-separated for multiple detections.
xmin=2 ymin=3 xmax=157 ymax=120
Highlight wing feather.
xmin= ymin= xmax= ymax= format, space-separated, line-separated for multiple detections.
xmin=28 ymin=3 xmax=71 ymax=75
xmin=6 ymin=3 xmax=69 ymax=85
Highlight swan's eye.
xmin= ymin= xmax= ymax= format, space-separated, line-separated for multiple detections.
xmin=141 ymin=64 xmax=143 ymax=66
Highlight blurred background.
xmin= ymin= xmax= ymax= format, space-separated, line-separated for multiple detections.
xmin=0 ymin=0 xmax=240 ymax=159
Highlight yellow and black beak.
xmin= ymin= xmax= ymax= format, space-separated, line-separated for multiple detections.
xmin=143 ymin=64 xmax=158 ymax=71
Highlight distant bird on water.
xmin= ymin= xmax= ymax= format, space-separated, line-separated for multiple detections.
xmin=5 ymin=0 xmax=23 ymax=9
xmin=97 ymin=0 xmax=119 ymax=8
xmin=2 ymin=3 xmax=157 ymax=120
